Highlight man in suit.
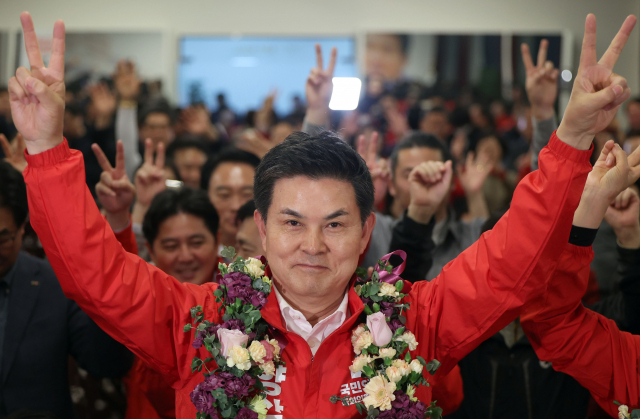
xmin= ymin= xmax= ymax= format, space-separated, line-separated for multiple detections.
xmin=0 ymin=161 xmax=132 ymax=418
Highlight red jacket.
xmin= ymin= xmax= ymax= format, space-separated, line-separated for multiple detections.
xmin=521 ymin=242 xmax=640 ymax=417
xmin=23 ymin=132 xmax=591 ymax=418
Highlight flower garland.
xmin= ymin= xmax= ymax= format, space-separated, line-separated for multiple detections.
xmin=184 ymin=246 xmax=284 ymax=419
xmin=330 ymin=251 xmax=443 ymax=419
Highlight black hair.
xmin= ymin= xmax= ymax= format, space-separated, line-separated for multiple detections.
xmin=138 ymin=99 xmax=175 ymax=127
xmin=389 ymin=132 xmax=452 ymax=176
xmin=627 ymin=129 xmax=640 ymax=138
xmin=0 ymin=161 xmax=28 ymax=227
xmin=142 ymin=187 xmax=219 ymax=245
xmin=200 ymin=148 xmax=261 ymax=191
xmin=254 ymin=131 xmax=374 ymax=225
xmin=0 ymin=86 xmax=8 ymax=94
xmin=473 ymin=134 xmax=506 ymax=160
xmin=165 ymin=138 xmax=209 ymax=163
xmin=236 ymin=199 xmax=256 ymax=226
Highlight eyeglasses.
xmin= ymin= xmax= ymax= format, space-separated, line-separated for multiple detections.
xmin=0 ymin=233 xmax=17 ymax=250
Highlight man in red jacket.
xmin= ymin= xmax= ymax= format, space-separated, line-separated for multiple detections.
xmin=7 ymin=10 xmax=637 ymax=419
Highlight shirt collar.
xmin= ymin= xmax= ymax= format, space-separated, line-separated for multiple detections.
xmin=273 ymin=284 xmax=349 ymax=336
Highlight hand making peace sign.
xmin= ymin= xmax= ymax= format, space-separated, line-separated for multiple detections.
xmin=305 ymin=44 xmax=337 ymax=126
xmin=8 ymin=12 xmax=66 ymax=155
xmin=557 ymin=14 xmax=636 ymax=150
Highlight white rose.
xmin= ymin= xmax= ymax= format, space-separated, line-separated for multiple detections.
xmin=378 ymin=282 xmax=399 ymax=298
xmin=378 ymin=347 xmax=397 ymax=359
xmin=409 ymin=359 xmax=423 ymax=374
xmin=244 ymin=258 xmax=265 ymax=277
xmin=353 ymin=331 xmax=373 ymax=355
xmin=227 ymin=345 xmax=252 ymax=370
xmin=385 ymin=366 xmax=403 ymax=383
xmin=396 ymin=331 xmax=418 ymax=351
xmin=350 ymin=354 xmax=372 ymax=373
xmin=391 ymin=359 xmax=411 ymax=376
xmin=248 ymin=340 xmax=267 ymax=364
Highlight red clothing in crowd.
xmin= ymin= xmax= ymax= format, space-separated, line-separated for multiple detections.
xmin=522 ymin=242 xmax=640 ymax=417
xmin=24 ymin=132 xmax=591 ymax=418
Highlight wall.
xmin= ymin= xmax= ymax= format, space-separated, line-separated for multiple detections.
xmin=1 ymin=0 xmax=639 ymax=108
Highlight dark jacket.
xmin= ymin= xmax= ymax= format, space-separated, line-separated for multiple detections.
xmin=0 ymin=252 xmax=132 ymax=418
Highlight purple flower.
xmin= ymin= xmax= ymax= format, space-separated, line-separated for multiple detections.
xmin=217 ymin=371 xmax=256 ymax=399
xmin=388 ymin=318 xmax=404 ymax=333
xmin=221 ymin=272 xmax=268 ymax=309
xmin=221 ymin=319 xmax=246 ymax=332
xmin=190 ymin=383 xmax=218 ymax=417
xmin=377 ymin=393 xmax=427 ymax=419
xmin=235 ymin=407 xmax=259 ymax=419
xmin=379 ymin=301 xmax=395 ymax=317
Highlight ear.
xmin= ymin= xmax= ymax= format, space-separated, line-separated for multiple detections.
xmin=146 ymin=241 xmax=157 ymax=264
xmin=254 ymin=209 xmax=267 ymax=254
xmin=359 ymin=212 xmax=377 ymax=255
xmin=388 ymin=178 xmax=397 ymax=197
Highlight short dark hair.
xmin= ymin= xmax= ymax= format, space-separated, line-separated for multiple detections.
xmin=200 ymin=148 xmax=261 ymax=191
xmin=236 ymin=199 xmax=256 ymax=226
xmin=0 ymin=161 xmax=28 ymax=227
xmin=389 ymin=132 xmax=452 ymax=176
xmin=165 ymin=139 xmax=209 ymax=163
xmin=254 ymin=131 xmax=374 ymax=225
xmin=142 ymin=187 xmax=219 ymax=245
xmin=138 ymin=100 xmax=174 ymax=127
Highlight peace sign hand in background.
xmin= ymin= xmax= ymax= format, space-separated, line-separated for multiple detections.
xmin=8 ymin=12 xmax=66 ymax=155
xmin=305 ymin=44 xmax=337 ymax=126
xmin=521 ymin=39 xmax=558 ymax=121
xmin=557 ymin=14 xmax=636 ymax=150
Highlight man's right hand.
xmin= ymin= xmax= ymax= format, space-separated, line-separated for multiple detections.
xmin=407 ymin=160 xmax=452 ymax=224
xmin=521 ymin=39 xmax=558 ymax=121
xmin=557 ymin=14 xmax=636 ymax=150
xmin=8 ymin=12 xmax=66 ymax=155
xmin=304 ymin=44 xmax=336 ymax=126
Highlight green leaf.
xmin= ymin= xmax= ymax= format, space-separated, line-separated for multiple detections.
xmin=369 ymin=283 xmax=380 ymax=295
xmin=370 ymin=294 xmax=382 ymax=303
xmin=384 ymin=357 xmax=392 ymax=366
xmin=183 ymin=323 xmax=192 ymax=333
xmin=355 ymin=267 xmax=368 ymax=279
xmin=221 ymin=246 xmax=237 ymax=260
xmin=631 ymin=410 xmax=640 ymax=419
xmin=385 ymin=264 xmax=393 ymax=273
xmin=253 ymin=278 xmax=264 ymax=291
xmin=355 ymin=402 xmax=366 ymax=415
xmin=372 ymin=303 xmax=380 ymax=313
xmin=614 ymin=401 xmax=622 ymax=406
xmin=196 ymin=323 xmax=207 ymax=332
xmin=213 ymin=289 xmax=223 ymax=298
xmin=364 ymin=305 xmax=373 ymax=315
xmin=426 ymin=359 xmax=441 ymax=375
xmin=398 ymin=314 xmax=407 ymax=324
xmin=395 ymin=280 xmax=404 ymax=292
xmin=405 ymin=352 xmax=411 ymax=363
xmin=368 ymin=345 xmax=379 ymax=355
xmin=190 ymin=305 xmax=202 ymax=319
xmin=362 ymin=365 xmax=374 ymax=377
xmin=417 ymin=356 xmax=427 ymax=366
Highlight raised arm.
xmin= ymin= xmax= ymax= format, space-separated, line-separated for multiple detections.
xmin=407 ymin=14 xmax=637 ymax=375
xmin=302 ymin=44 xmax=336 ymax=134
xmin=10 ymin=12 xmax=217 ymax=385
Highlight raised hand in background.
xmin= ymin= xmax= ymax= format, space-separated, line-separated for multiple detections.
xmin=90 ymin=82 xmax=117 ymax=130
xmin=0 ymin=133 xmax=27 ymax=173
xmin=131 ymin=138 xmax=167 ymax=225
xmin=407 ymin=160 xmax=453 ymax=224
xmin=305 ymin=44 xmax=336 ymax=126
xmin=8 ymin=12 xmax=65 ymax=155
xmin=93 ymin=140 xmax=135 ymax=231
xmin=557 ymin=14 xmax=636 ymax=150
xmin=605 ymin=187 xmax=640 ymax=249
xmin=357 ymin=131 xmax=389 ymax=209
xmin=522 ymin=39 xmax=559 ymax=121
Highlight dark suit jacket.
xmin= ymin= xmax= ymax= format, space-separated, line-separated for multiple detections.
xmin=0 ymin=252 xmax=132 ymax=418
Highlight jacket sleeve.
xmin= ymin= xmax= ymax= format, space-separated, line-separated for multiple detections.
xmin=408 ymin=131 xmax=593 ymax=375
xmin=520 ymin=244 xmax=640 ymax=416
xmin=23 ymin=140 xmax=220 ymax=385
xmin=388 ymin=212 xmax=435 ymax=283
xmin=113 ymin=219 xmax=139 ymax=255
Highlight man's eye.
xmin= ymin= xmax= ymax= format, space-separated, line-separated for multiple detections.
xmin=286 ymin=220 xmax=300 ymax=227
xmin=328 ymin=222 xmax=342 ymax=228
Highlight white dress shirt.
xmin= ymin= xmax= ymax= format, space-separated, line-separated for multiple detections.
xmin=273 ymin=286 xmax=349 ymax=356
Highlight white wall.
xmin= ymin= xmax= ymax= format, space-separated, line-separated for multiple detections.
xmin=1 ymin=0 xmax=639 ymax=106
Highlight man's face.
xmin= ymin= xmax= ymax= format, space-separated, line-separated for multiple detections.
xmin=174 ymin=147 xmax=208 ymax=189
xmin=255 ymin=177 xmax=374 ymax=302
xmin=627 ymin=102 xmax=640 ymax=130
xmin=420 ymin=112 xmax=451 ymax=141
xmin=236 ymin=216 xmax=265 ymax=259
xmin=149 ymin=213 xmax=217 ymax=285
xmin=365 ymin=34 xmax=407 ymax=82
xmin=389 ymin=147 xmax=444 ymax=212
xmin=0 ymin=208 xmax=24 ymax=278
xmin=140 ymin=112 xmax=174 ymax=148
xmin=208 ymin=162 xmax=255 ymax=242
